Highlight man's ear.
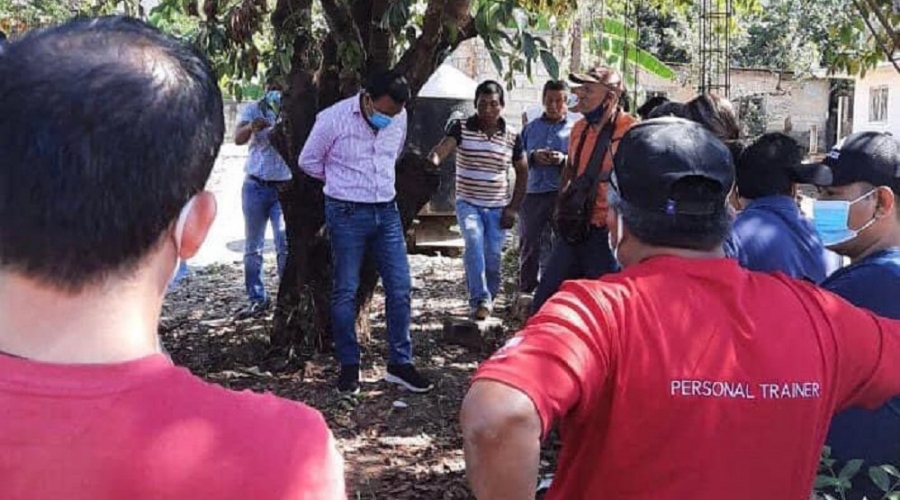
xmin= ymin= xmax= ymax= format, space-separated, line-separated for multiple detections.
xmin=874 ymin=186 xmax=896 ymax=220
xmin=178 ymin=191 xmax=217 ymax=259
xmin=729 ymin=186 xmax=743 ymax=212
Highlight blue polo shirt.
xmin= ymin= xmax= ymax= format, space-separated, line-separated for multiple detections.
xmin=822 ymin=248 xmax=900 ymax=500
xmin=520 ymin=114 xmax=574 ymax=194
xmin=724 ymin=195 xmax=829 ymax=282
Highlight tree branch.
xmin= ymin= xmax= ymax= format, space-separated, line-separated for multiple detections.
xmin=366 ymin=0 xmax=394 ymax=73
xmin=851 ymin=0 xmax=900 ymax=74
xmin=863 ymin=0 xmax=900 ymax=50
xmin=396 ymin=1 xmax=477 ymax=98
xmin=319 ymin=0 xmax=367 ymax=66
xmin=271 ymin=0 xmax=312 ymax=34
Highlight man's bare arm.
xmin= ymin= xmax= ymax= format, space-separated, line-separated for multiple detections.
xmin=508 ymin=156 xmax=528 ymax=211
xmin=234 ymin=122 xmax=253 ymax=145
xmin=427 ymin=136 xmax=458 ymax=166
xmin=460 ymin=380 xmax=542 ymax=500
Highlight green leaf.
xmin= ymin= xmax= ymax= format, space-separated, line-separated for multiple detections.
xmin=602 ymin=37 xmax=676 ymax=80
xmin=522 ymin=31 xmax=537 ymax=59
xmin=536 ymin=14 xmax=551 ymax=31
xmin=813 ymin=475 xmax=845 ymax=490
xmin=839 ymin=460 xmax=864 ymax=481
xmin=882 ymin=465 xmax=900 ymax=478
xmin=870 ymin=466 xmax=892 ymax=492
xmin=602 ymin=17 xmax=638 ymax=41
xmin=539 ymin=49 xmax=560 ymax=80
xmin=488 ymin=48 xmax=504 ymax=76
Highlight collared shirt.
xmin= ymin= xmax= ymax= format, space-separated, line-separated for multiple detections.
xmin=521 ymin=114 xmax=575 ymax=193
xmin=447 ymin=115 xmax=524 ymax=208
xmin=823 ymin=247 xmax=900 ymax=500
xmin=238 ymin=101 xmax=293 ymax=181
xmin=724 ymin=195 xmax=830 ymax=282
xmin=297 ymin=94 xmax=407 ymax=203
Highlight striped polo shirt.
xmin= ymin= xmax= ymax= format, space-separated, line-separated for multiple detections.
xmin=447 ymin=115 xmax=524 ymax=208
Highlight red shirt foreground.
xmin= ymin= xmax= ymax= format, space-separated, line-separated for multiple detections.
xmin=474 ymin=256 xmax=900 ymax=500
xmin=0 ymin=353 xmax=345 ymax=500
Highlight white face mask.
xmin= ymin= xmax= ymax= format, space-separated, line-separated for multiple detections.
xmin=170 ymin=196 xmax=197 ymax=284
xmin=609 ymin=211 xmax=625 ymax=263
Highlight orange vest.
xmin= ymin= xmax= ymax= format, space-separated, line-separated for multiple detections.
xmin=567 ymin=112 xmax=637 ymax=227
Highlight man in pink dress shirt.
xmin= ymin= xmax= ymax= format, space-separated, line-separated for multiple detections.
xmin=298 ymin=69 xmax=433 ymax=395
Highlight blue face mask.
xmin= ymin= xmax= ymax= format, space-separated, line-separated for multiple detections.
xmin=368 ymin=111 xmax=393 ymax=130
xmin=584 ymin=103 xmax=607 ymax=124
xmin=265 ymin=90 xmax=282 ymax=109
xmin=813 ymin=189 xmax=877 ymax=247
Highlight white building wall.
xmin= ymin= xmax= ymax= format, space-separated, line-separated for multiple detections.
xmin=853 ymin=64 xmax=900 ymax=136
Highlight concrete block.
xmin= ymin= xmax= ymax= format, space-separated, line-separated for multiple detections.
xmin=442 ymin=316 xmax=505 ymax=350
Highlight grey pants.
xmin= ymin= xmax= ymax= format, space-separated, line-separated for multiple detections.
xmin=518 ymin=192 xmax=557 ymax=293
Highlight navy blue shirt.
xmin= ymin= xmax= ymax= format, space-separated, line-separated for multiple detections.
xmin=724 ymin=195 xmax=829 ymax=282
xmin=823 ymin=248 xmax=900 ymax=500
xmin=520 ymin=114 xmax=574 ymax=194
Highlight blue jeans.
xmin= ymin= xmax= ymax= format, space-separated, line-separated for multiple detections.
xmin=532 ymin=225 xmax=618 ymax=312
xmin=242 ymin=177 xmax=287 ymax=303
xmin=325 ymin=197 xmax=412 ymax=366
xmin=456 ymin=199 xmax=507 ymax=309
xmin=167 ymin=261 xmax=190 ymax=292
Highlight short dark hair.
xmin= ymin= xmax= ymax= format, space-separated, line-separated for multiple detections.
xmin=736 ymin=133 xmax=802 ymax=199
xmin=637 ymin=96 xmax=669 ymax=120
xmin=647 ymin=100 xmax=688 ymax=119
xmin=0 ymin=16 xmax=224 ymax=291
xmin=542 ymin=79 xmax=568 ymax=95
xmin=365 ymin=69 xmax=410 ymax=104
xmin=611 ymin=177 xmax=731 ymax=251
xmin=0 ymin=30 xmax=7 ymax=43
xmin=475 ymin=80 xmax=505 ymax=107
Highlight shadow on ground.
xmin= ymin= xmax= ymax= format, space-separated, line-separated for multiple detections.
xmin=159 ymin=254 xmax=559 ymax=499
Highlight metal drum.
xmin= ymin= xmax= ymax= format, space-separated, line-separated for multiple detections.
xmin=406 ymin=64 xmax=478 ymax=251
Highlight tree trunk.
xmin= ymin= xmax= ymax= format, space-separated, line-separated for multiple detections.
xmin=269 ymin=0 xmax=476 ymax=370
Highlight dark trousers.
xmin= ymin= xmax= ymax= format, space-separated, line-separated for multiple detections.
xmin=518 ymin=192 xmax=556 ymax=293
xmin=532 ymin=225 xmax=619 ymax=313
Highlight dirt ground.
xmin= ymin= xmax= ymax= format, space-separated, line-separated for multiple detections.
xmin=160 ymin=253 xmax=555 ymax=499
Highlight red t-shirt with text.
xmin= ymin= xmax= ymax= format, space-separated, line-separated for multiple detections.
xmin=474 ymin=256 xmax=900 ymax=500
xmin=0 ymin=353 xmax=345 ymax=500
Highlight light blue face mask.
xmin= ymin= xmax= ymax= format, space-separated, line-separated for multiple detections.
xmin=265 ymin=90 xmax=282 ymax=109
xmin=368 ymin=111 xmax=393 ymax=130
xmin=813 ymin=189 xmax=877 ymax=247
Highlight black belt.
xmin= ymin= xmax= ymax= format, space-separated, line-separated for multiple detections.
xmin=249 ymin=174 xmax=288 ymax=187
xmin=325 ymin=196 xmax=395 ymax=207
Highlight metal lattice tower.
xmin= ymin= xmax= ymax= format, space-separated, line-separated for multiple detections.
xmin=697 ymin=0 xmax=733 ymax=96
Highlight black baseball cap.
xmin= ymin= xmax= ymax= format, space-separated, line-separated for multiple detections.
xmin=815 ymin=131 xmax=900 ymax=192
xmin=611 ymin=117 xmax=734 ymax=215
xmin=736 ymin=132 xmax=832 ymax=199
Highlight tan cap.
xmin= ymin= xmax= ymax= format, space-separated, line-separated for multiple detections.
xmin=569 ymin=67 xmax=624 ymax=93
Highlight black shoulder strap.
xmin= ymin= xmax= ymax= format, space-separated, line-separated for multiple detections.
xmin=581 ymin=113 xmax=618 ymax=185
